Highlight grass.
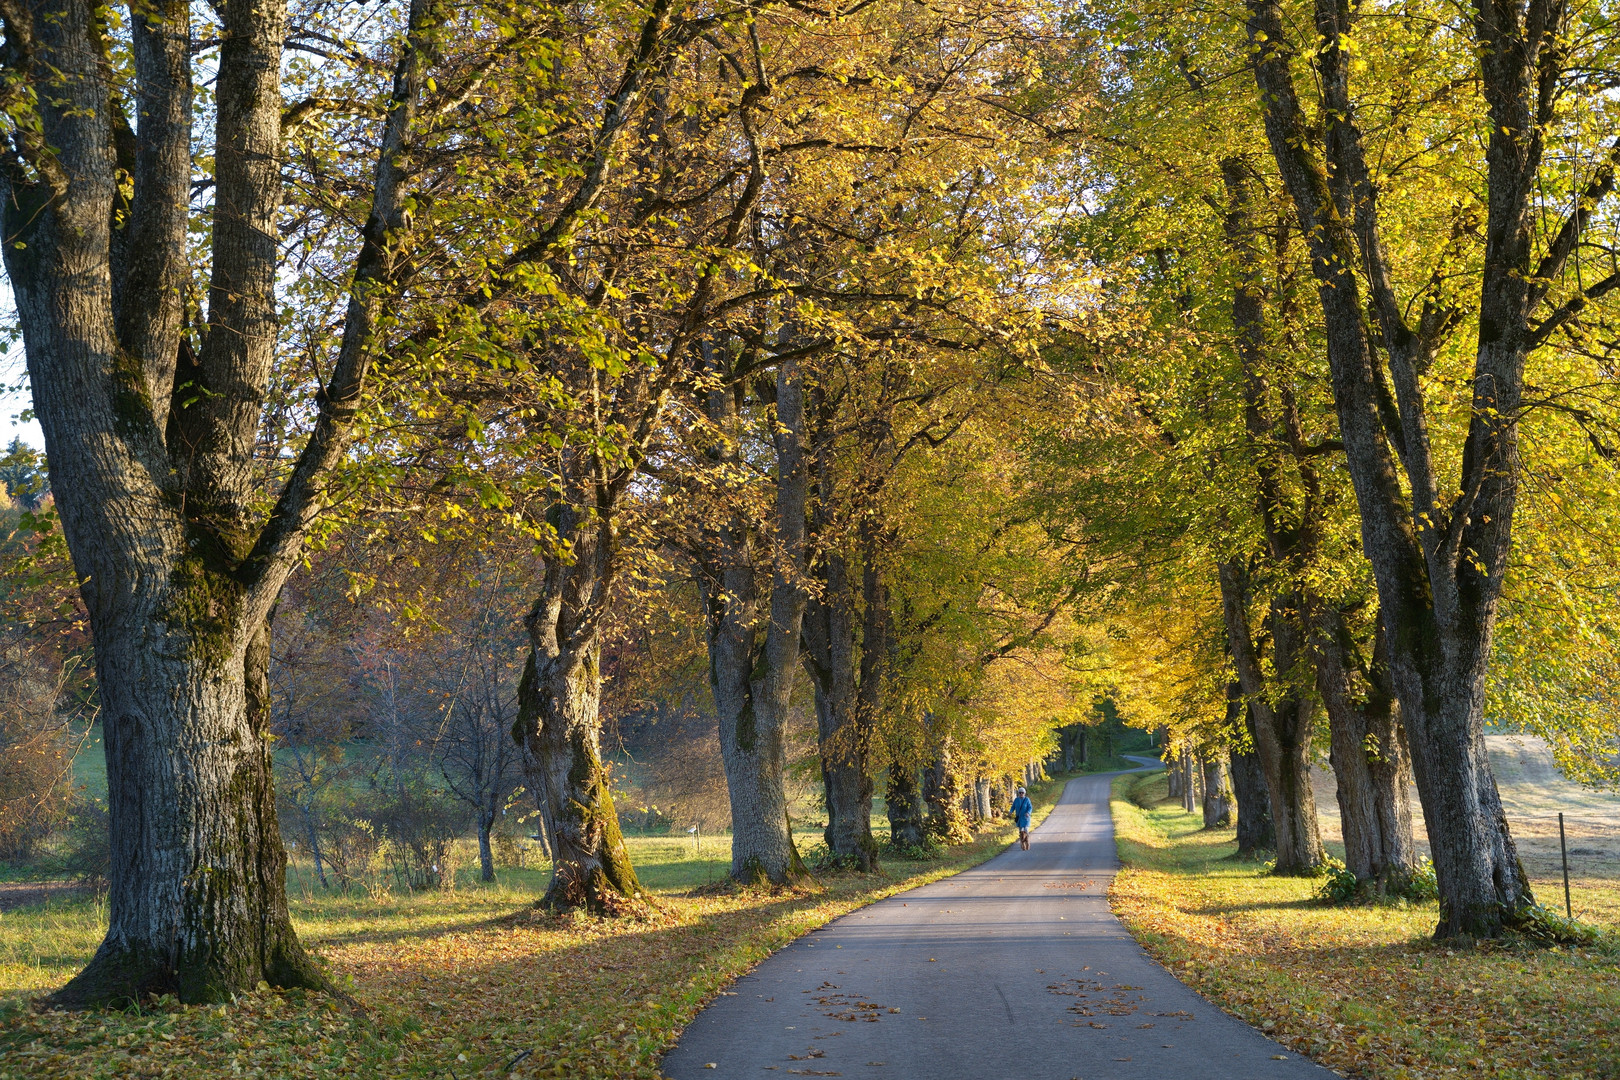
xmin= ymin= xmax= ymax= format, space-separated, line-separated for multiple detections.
xmin=1109 ymin=769 xmax=1620 ymax=1080
xmin=0 ymin=774 xmax=1071 ymax=1080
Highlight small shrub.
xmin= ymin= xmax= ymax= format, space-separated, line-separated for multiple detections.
xmin=886 ymin=836 xmax=942 ymax=860
xmin=1316 ymin=856 xmax=1440 ymax=906
xmin=1314 ymin=858 xmax=1360 ymax=904
xmin=1509 ymin=904 xmax=1614 ymax=950
xmin=1398 ymin=858 xmax=1439 ymax=902
xmin=372 ymin=786 xmax=465 ymax=891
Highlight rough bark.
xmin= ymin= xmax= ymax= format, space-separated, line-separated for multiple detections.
xmin=886 ymin=762 xmax=927 ymax=848
xmin=701 ymin=353 xmax=807 ymax=885
xmin=1229 ymin=691 xmax=1276 ymax=857
xmin=1313 ymin=612 xmax=1417 ymax=891
xmin=0 ymin=0 xmax=439 ymax=1005
xmin=1220 ymin=153 xmax=1416 ymax=887
xmin=923 ymin=745 xmax=972 ymax=843
xmin=802 ymin=415 xmax=876 ymax=868
xmin=1201 ymin=754 xmax=1233 ymax=829
xmin=1246 ymin=0 xmax=1536 ymax=934
xmin=517 ymin=635 xmax=643 ymax=911
xmin=1219 ymin=564 xmax=1325 ymax=873
xmin=515 ymin=493 xmax=644 ymax=911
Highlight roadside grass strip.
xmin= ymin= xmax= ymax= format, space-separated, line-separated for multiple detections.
xmin=1109 ymin=770 xmax=1620 ymax=1080
xmin=0 ymin=778 xmax=1067 ymax=1080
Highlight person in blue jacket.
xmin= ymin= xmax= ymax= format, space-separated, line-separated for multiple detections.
xmin=1011 ymin=787 xmax=1033 ymax=850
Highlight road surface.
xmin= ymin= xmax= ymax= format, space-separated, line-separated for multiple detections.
xmin=661 ymin=770 xmax=1336 ymax=1080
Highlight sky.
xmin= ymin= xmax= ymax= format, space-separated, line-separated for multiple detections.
xmin=1 ymin=289 xmax=44 ymax=449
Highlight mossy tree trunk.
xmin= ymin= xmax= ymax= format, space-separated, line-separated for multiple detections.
xmin=923 ymin=742 xmax=972 ymax=844
xmin=2 ymin=0 xmax=439 ymax=1007
xmin=886 ymin=762 xmax=927 ymax=847
xmin=700 ymin=353 xmax=808 ymax=886
xmin=516 ymin=507 xmax=644 ymax=913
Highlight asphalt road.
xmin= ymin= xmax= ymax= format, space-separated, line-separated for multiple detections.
xmin=661 ymin=769 xmax=1336 ymax=1080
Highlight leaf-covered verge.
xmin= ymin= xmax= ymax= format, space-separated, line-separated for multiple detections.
xmin=0 ymin=777 xmax=1071 ymax=1079
xmin=1110 ymin=771 xmax=1620 ymax=1080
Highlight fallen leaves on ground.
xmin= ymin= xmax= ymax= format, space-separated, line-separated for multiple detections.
xmin=0 ymin=783 xmax=1070 ymax=1079
xmin=1109 ymin=772 xmax=1620 ymax=1080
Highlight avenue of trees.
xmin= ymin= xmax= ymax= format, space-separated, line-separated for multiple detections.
xmin=1 ymin=0 xmax=1617 ymax=1007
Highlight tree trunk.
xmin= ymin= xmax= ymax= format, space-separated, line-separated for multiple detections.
xmin=1 ymin=0 xmax=440 ymax=1004
xmin=1201 ymin=754 xmax=1233 ymax=829
xmin=55 ymin=618 xmax=320 ymax=1005
xmin=1313 ymin=610 xmax=1417 ymax=892
xmin=1230 ymin=693 xmax=1276 ymax=857
xmin=518 ymin=640 xmax=643 ymax=911
xmin=531 ymin=813 xmax=552 ymax=862
xmin=886 ymin=761 xmax=927 ymax=848
xmin=1246 ymin=0 xmax=1533 ymax=936
xmin=1180 ymin=749 xmax=1198 ymax=814
xmin=804 ymin=551 xmax=876 ymax=870
xmin=923 ymin=747 xmax=971 ymax=844
xmin=477 ymin=810 xmax=497 ymax=883
xmin=973 ymin=777 xmax=993 ymax=822
xmin=1166 ymin=755 xmax=1183 ymax=799
xmin=305 ymin=811 xmax=329 ymax=889
xmin=703 ymin=353 xmax=808 ymax=885
xmin=1219 ymin=565 xmax=1325 ymax=873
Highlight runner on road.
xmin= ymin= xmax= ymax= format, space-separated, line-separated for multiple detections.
xmin=1012 ymin=787 xmax=1033 ymax=849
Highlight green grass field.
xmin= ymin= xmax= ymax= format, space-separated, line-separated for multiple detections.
xmin=1110 ymin=769 xmax=1620 ymax=1080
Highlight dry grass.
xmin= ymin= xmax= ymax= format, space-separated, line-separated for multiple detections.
xmin=1111 ymin=770 xmax=1620 ymax=1080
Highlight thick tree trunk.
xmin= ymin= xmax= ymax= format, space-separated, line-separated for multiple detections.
xmin=1219 ymin=566 xmax=1324 ymax=873
xmin=1246 ymin=0 xmax=1533 ymax=936
xmin=1312 ymin=610 xmax=1416 ymax=891
xmin=518 ymin=642 xmax=643 ymax=911
xmin=1166 ymin=756 xmax=1183 ymax=799
xmin=923 ymin=748 xmax=972 ymax=844
xmin=1230 ymin=692 xmax=1276 ymax=857
xmin=1231 ymin=744 xmax=1274 ymax=855
xmin=1201 ymin=754 xmax=1233 ymax=828
xmin=2 ymin=0 xmax=439 ymax=1004
xmin=55 ymin=619 xmax=320 ymax=1005
xmin=886 ymin=761 xmax=927 ymax=848
xmin=702 ymin=355 xmax=808 ymax=885
xmin=804 ymin=552 xmax=876 ymax=870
